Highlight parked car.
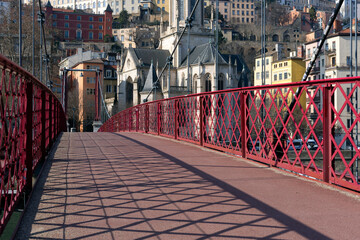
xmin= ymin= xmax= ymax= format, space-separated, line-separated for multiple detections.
xmin=346 ymin=144 xmax=360 ymax=150
xmin=288 ymin=139 xmax=303 ymax=150
xmin=248 ymin=139 xmax=260 ymax=151
xmin=306 ymin=139 xmax=318 ymax=150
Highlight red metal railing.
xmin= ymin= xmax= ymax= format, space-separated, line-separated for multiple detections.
xmin=99 ymin=77 xmax=360 ymax=192
xmin=0 ymin=55 xmax=67 ymax=233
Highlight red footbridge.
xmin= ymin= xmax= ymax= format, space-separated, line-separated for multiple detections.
xmin=1 ymin=55 xmax=359 ymax=239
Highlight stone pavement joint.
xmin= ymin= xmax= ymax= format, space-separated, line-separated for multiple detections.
xmin=16 ymin=132 xmax=360 ymax=239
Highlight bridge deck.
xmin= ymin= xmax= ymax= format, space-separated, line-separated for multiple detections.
xmin=16 ymin=132 xmax=359 ymax=239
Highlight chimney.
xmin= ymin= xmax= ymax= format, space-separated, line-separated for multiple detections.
xmin=77 ymin=48 xmax=83 ymax=55
xmin=275 ymin=43 xmax=283 ymax=61
xmin=297 ymin=46 xmax=304 ymax=58
xmin=333 ymin=19 xmax=342 ymax=33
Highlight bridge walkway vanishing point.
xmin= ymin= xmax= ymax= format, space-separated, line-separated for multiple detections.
xmin=16 ymin=132 xmax=360 ymax=239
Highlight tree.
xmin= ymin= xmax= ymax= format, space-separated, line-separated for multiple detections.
xmin=115 ymin=10 xmax=130 ymax=28
xmin=309 ymin=6 xmax=317 ymax=29
xmin=204 ymin=5 xmax=225 ymax=22
xmin=215 ymin=30 xmax=227 ymax=46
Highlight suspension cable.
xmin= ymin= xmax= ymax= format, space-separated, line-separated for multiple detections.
xmin=98 ymin=81 xmax=111 ymax=119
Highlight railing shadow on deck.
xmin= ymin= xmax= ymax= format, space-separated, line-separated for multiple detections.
xmin=16 ymin=132 xmax=331 ymax=239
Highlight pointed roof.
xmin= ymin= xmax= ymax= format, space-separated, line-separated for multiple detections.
xmin=105 ymin=4 xmax=113 ymax=12
xmin=45 ymin=1 xmax=52 ymax=8
xmin=141 ymin=62 xmax=160 ymax=92
xmin=179 ymin=42 xmax=249 ymax=73
xmin=132 ymin=48 xmax=170 ymax=67
xmin=180 ymin=42 xmax=227 ymax=67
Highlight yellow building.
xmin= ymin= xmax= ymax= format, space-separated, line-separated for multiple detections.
xmin=253 ymin=54 xmax=274 ymax=86
xmin=155 ymin=0 xmax=169 ymax=13
xmin=271 ymin=57 xmax=306 ymax=109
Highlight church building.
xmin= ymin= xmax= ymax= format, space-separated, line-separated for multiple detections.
xmin=116 ymin=0 xmax=249 ymax=110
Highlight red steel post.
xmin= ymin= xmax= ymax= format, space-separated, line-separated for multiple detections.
xmin=25 ymin=80 xmax=33 ymax=191
xmin=157 ymin=102 xmax=161 ymax=135
xmin=136 ymin=107 xmax=139 ymax=132
xmin=323 ymin=85 xmax=332 ymax=183
xmin=200 ymin=96 xmax=204 ymax=146
xmin=41 ymin=91 xmax=46 ymax=161
xmin=145 ymin=105 xmax=149 ymax=133
xmin=175 ymin=100 xmax=179 ymax=139
xmin=240 ymin=91 xmax=247 ymax=158
xmin=49 ymin=94 xmax=53 ymax=147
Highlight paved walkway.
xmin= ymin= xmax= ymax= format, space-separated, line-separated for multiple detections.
xmin=16 ymin=132 xmax=360 ymax=239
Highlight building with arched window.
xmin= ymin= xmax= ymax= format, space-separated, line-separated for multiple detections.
xmin=116 ymin=0 xmax=249 ymax=111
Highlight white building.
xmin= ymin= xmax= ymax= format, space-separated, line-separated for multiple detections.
xmin=304 ymin=28 xmax=360 ymax=148
xmin=116 ymin=0 xmax=250 ymax=111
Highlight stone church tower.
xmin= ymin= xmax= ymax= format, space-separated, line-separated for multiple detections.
xmin=158 ymin=0 xmax=213 ymax=67
xmin=116 ymin=0 xmax=249 ymax=112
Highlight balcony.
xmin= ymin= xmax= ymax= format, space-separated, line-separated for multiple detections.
xmin=325 ymin=49 xmax=336 ymax=56
xmin=310 ymin=66 xmax=320 ymax=74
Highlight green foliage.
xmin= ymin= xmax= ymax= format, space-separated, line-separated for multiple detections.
xmin=215 ymin=30 xmax=226 ymax=46
xmin=115 ymin=10 xmax=130 ymax=28
xmin=204 ymin=5 xmax=225 ymax=22
xmin=111 ymin=43 xmax=122 ymax=53
xmin=309 ymin=6 xmax=317 ymax=23
xmin=104 ymin=34 xmax=113 ymax=42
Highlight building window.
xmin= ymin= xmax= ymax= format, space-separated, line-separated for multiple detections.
xmin=99 ymin=17 xmax=103 ymax=22
xmin=331 ymin=57 xmax=336 ymax=67
xmin=99 ymin=25 xmax=103 ymax=30
xmin=284 ymin=62 xmax=288 ymax=66
xmin=284 ymin=72 xmax=288 ymax=79
xmin=106 ymin=70 xmax=112 ymax=77
xmin=347 ymin=119 xmax=351 ymax=129
xmin=266 ymin=59 xmax=269 ymax=65
xmin=65 ymin=22 xmax=69 ymax=28
xmin=279 ymin=63 xmax=283 ymax=67
xmin=225 ymin=9 xmax=227 ymax=13
xmin=99 ymin=32 xmax=103 ymax=39
xmin=347 ymin=56 xmax=351 ymax=66
xmin=279 ymin=73 xmax=282 ymax=80
xmin=89 ymin=16 xmax=93 ymax=21
xmin=77 ymin=16 xmax=81 ymax=20
xmin=76 ymin=30 xmax=82 ymax=39
xmin=256 ymin=72 xmax=260 ymax=80
xmin=274 ymin=74 xmax=277 ymax=81
xmin=257 ymin=60 xmax=259 ymax=67
xmin=89 ymin=32 xmax=93 ymax=39
xmin=77 ymin=23 xmax=81 ymax=28
xmin=265 ymin=71 xmax=269 ymax=79
xmin=64 ymin=30 xmax=69 ymax=38
xmin=89 ymin=24 xmax=93 ymax=29
xmin=121 ymin=35 xmax=124 ymax=41
xmin=106 ymin=85 xmax=112 ymax=92
xmin=52 ymin=14 xmax=57 ymax=19
xmin=87 ymin=88 xmax=95 ymax=95
xmin=274 ymin=64 xmax=277 ymax=68
xmin=332 ymin=41 xmax=336 ymax=50
xmin=52 ymin=22 xmax=57 ymax=27
xmin=64 ymin=15 xmax=69 ymax=20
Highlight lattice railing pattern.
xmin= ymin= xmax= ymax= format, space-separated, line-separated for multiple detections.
xmin=0 ymin=55 xmax=66 ymax=233
xmin=99 ymin=78 xmax=360 ymax=192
